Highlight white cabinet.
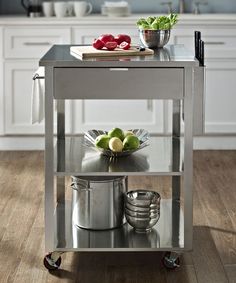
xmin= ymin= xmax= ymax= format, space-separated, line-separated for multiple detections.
xmin=3 ymin=26 xmax=71 ymax=135
xmin=173 ymin=27 xmax=236 ymax=134
xmin=205 ymin=60 xmax=236 ymax=133
xmin=173 ymin=27 xmax=236 ymax=59
xmin=72 ymin=100 xmax=164 ymax=133
xmin=4 ymin=27 xmax=71 ymax=59
xmin=0 ymin=27 xmax=4 ymax=135
xmin=4 ymin=61 xmax=44 ymax=134
xmin=4 ymin=61 xmax=73 ymax=135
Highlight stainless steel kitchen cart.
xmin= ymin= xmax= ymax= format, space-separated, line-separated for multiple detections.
xmin=40 ymin=38 xmax=205 ymax=270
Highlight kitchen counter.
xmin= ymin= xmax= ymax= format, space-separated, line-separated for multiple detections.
xmin=0 ymin=14 xmax=236 ymax=26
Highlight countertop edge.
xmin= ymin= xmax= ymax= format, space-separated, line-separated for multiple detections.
xmin=0 ymin=14 xmax=236 ymax=26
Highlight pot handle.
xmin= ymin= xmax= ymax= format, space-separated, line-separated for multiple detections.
xmin=21 ymin=0 xmax=29 ymax=11
xmin=71 ymin=182 xmax=92 ymax=191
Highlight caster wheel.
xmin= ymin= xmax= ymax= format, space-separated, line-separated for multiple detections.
xmin=43 ymin=253 xmax=62 ymax=270
xmin=162 ymin=252 xmax=180 ymax=270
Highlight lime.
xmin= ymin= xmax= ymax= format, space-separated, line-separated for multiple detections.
xmin=95 ymin=134 xmax=110 ymax=150
xmin=124 ymin=130 xmax=134 ymax=138
xmin=109 ymin=137 xmax=123 ymax=152
xmin=108 ymin=128 xmax=124 ymax=141
xmin=123 ymin=135 xmax=140 ymax=151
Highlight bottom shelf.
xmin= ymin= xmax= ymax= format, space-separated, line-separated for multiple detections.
xmin=54 ymin=199 xmax=184 ymax=252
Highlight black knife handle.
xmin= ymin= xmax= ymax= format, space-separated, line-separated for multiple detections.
xmin=195 ymin=31 xmax=201 ymax=60
xmin=199 ymin=39 xmax=205 ymax=66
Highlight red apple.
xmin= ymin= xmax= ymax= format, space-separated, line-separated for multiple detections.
xmin=98 ymin=34 xmax=115 ymax=44
xmin=119 ymin=41 xmax=131 ymax=50
xmin=105 ymin=41 xmax=118 ymax=51
xmin=92 ymin=38 xmax=104 ymax=50
xmin=114 ymin=34 xmax=131 ymax=45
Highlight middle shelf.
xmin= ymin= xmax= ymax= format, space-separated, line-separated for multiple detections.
xmin=55 ymin=136 xmax=183 ymax=176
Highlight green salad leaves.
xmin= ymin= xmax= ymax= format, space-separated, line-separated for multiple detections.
xmin=137 ymin=14 xmax=178 ymax=30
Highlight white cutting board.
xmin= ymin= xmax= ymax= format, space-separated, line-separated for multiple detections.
xmin=70 ymin=45 xmax=154 ymax=59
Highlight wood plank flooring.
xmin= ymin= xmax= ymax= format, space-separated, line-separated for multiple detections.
xmin=0 ymin=151 xmax=235 ymax=283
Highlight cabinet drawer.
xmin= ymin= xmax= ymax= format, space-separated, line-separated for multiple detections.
xmin=201 ymin=35 xmax=236 ymax=58
xmin=4 ymin=27 xmax=70 ymax=59
xmin=173 ymin=29 xmax=236 ymax=59
xmin=54 ymin=68 xmax=184 ymax=100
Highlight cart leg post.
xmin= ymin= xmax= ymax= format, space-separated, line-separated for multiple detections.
xmin=45 ymin=66 xmax=55 ymax=252
xmin=172 ymin=100 xmax=181 ymax=247
xmin=183 ymin=67 xmax=194 ymax=250
xmin=56 ymin=100 xmax=67 ymax=249
xmin=56 ymin=99 xmax=65 ymax=204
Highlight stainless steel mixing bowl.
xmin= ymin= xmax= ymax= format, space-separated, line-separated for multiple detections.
xmin=125 ymin=201 xmax=159 ymax=213
xmin=125 ymin=190 xmax=161 ymax=207
xmin=139 ymin=29 xmax=171 ymax=49
xmin=125 ymin=214 xmax=159 ymax=233
xmin=125 ymin=207 xmax=158 ymax=219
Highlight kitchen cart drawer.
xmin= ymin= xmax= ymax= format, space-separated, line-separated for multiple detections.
xmin=54 ymin=68 xmax=184 ymax=99
xmin=4 ymin=27 xmax=70 ymax=59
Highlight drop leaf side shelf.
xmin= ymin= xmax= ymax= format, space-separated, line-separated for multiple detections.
xmin=39 ymin=32 xmax=205 ymax=270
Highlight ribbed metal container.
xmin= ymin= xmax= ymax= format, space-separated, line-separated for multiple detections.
xmin=72 ymin=176 xmax=127 ymax=230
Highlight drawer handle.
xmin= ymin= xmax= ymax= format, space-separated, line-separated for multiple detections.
xmin=109 ymin=68 xmax=129 ymax=71
xmin=204 ymin=41 xmax=225 ymax=45
xmin=24 ymin=42 xmax=51 ymax=46
xmin=147 ymin=99 xmax=153 ymax=111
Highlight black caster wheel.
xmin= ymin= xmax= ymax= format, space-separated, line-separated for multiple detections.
xmin=162 ymin=252 xmax=180 ymax=270
xmin=43 ymin=253 xmax=62 ymax=270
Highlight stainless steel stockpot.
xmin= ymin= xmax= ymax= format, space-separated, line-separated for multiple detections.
xmin=71 ymin=176 xmax=128 ymax=230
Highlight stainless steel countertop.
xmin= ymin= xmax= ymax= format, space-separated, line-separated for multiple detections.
xmin=39 ymin=44 xmax=199 ymax=68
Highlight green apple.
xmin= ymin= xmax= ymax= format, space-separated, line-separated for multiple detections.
xmin=108 ymin=128 xmax=124 ymax=141
xmin=109 ymin=137 xmax=123 ymax=152
xmin=123 ymin=135 xmax=140 ymax=151
xmin=95 ymin=134 xmax=110 ymax=150
xmin=124 ymin=130 xmax=134 ymax=138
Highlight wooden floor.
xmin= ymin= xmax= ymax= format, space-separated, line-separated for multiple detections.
xmin=0 ymin=151 xmax=235 ymax=283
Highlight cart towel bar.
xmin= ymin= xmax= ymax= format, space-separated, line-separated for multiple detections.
xmin=33 ymin=74 xmax=45 ymax=80
xmin=33 ymin=66 xmax=45 ymax=80
xmin=31 ymin=67 xmax=58 ymax=124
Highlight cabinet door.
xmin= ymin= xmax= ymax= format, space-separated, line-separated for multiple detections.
xmin=4 ymin=61 xmax=73 ymax=135
xmin=72 ymin=99 xmax=164 ymax=134
xmin=205 ymin=61 xmax=236 ymax=134
xmin=4 ymin=61 xmax=44 ymax=134
xmin=0 ymin=27 xmax=3 ymax=135
xmin=173 ymin=28 xmax=236 ymax=134
xmin=72 ymin=27 xmax=164 ymax=134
